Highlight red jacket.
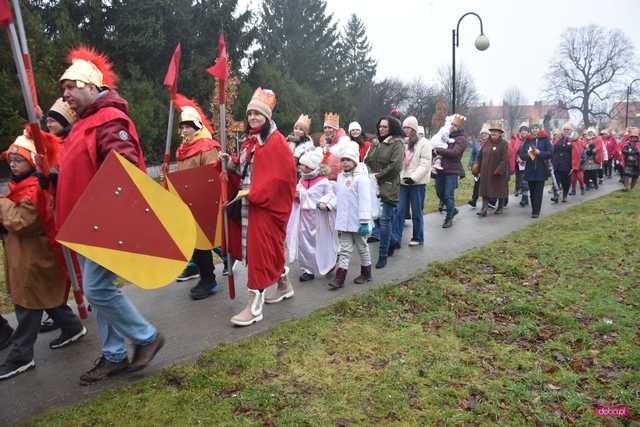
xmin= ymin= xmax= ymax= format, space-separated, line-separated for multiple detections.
xmin=227 ymin=126 xmax=297 ymax=290
xmin=584 ymin=137 xmax=605 ymax=164
xmin=56 ymin=91 xmax=145 ymax=228
xmin=571 ymin=139 xmax=585 ymax=170
xmin=508 ymin=134 xmax=523 ymax=175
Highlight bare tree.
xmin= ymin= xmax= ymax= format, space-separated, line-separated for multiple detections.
xmin=406 ymin=78 xmax=438 ymax=135
xmin=502 ymin=86 xmax=525 ymax=136
xmin=356 ymin=78 xmax=409 ymax=131
xmin=544 ymin=25 xmax=635 ymax=128
xmin=436 ymin=63 xmax=480 ymax=115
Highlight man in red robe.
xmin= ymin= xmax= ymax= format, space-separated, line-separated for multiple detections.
xmin=224 ymin=88 xmax=297 ymax=326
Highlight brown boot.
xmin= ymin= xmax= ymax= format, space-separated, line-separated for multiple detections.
xmin=129 ymin=332 xmax=165 ymax=372
xmin=353 ymin=265 xmax=372 ymax=284
xmin=265 ymin=267 xmax=294 ymax=304
xmin=230 ymin=289 xmax=264 ymax=326
xmin=328 ymin=268 xmax=347 ymax=290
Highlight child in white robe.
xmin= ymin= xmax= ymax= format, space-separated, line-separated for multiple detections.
xmin=286 ymin=148 xmax=337 ymax=282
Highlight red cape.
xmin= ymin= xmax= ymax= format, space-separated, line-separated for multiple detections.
xmin=227 ymin=128 xmax=296 ymax=290
xmin=175 ymin=136 xmax=221 ymax=161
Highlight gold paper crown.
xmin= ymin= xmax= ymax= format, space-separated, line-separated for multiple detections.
xmin=629 ymin=127 xmax=639 ymax=137
xmin=49 ymin=97 xmax=77 ymax=125
xmin=488 ymin=120 xmax=504 ymax=132
xmin=246 ymin=87 xmax=276 ymax=119
xmin=294 ymin=114 xmax=312 ymax=133
xmin=452 ymin=114 xmax=466 ymax=127
xmin=528 ymin=117 xmax=541 ymax=127
xmin=324 ymin=112 xmax=340 ymax=129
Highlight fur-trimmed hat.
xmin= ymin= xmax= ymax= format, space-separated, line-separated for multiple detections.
xmin=451 ymin=114 xmax=466 ymax=127
xmin=299 ymin=147 xmax=323 ymax=170
xmin=247 ymin=87 xmax=276 ymax=120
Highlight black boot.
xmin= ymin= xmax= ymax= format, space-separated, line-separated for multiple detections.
xmin=190 ymin=277 xmax=220 ymax=300
xmin=0 ymin=321 xmax=13 ymax=351
xmin=442 ymin=217 xmax=453 ymax=228
xmin=354 ymin=265 xmax=372 ymax=284
xmin=328 ymin=268 xmax=347 ymax=290
xmin=375 ymin=256 xmax=387 ymax=269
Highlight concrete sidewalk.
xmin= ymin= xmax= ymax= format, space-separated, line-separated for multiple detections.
xmin=0 ymin=179 xmax=621 ymax=425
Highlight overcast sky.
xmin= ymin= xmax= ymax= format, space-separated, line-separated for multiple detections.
xmin=323 ymin=0 xmax=640 ymax=106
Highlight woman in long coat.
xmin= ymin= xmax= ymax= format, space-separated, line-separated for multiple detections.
xmin=474 ymin=121 xmax=509 ymax=216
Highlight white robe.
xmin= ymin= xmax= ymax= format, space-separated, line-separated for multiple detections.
xmin=286 ymin=177 xmax=337 ymax=275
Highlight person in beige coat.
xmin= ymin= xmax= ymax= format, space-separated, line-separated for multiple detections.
xmin=0 ymin=134 xmax=85 ymax=381
xmin=392 ymin=116 xmax=432 ymax=247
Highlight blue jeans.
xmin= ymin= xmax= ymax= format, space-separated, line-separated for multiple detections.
xmin=394 ymin=184 xmax=426 ymax=244
xmin=78 ymin=255 xmax=157 ymax=362
xmin=378 ymin=201 xmax=396 ymax=259
xmin=435 ymin=174 xmax=458 ymax=219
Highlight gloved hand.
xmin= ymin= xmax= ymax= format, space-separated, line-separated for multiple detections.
xmin=316 ymin=202 xmax=328 ymax=211
xmin=34 ymin=172 xmax=49 ymax=190
xmin=403 ymin=177 xmax=415 ymax=185
xmin=358 ymin=223 xmax=369 ymax=236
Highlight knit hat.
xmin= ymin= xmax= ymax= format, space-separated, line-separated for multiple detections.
xmin=59 ymin=46 xmax=118 ymax=89
xmin=586 ymin=127 xmax=598 ymax=136
xmin=348 ymin=121 xmax=362 ymax=133
xmin=294 ymin=114 xmax=311 ymax=134
xmin=529 ymin=117 xmax=541 ymax=129
xmin=47 ymin=98 xmax=77 ymax=128
xmin=402 ymin=116 xmax=419 ymax=133
xmin=628 ymin=128 xmax=639 ymax=137
xmin=246 ymin=87 xmax=276 ymax=120
xmin=299 ymin=147 xmax=323 ymax=170
xmin=417 ymin=126 xmax=425 ymax=136
xmin=5 ymin=134 xmax=38 ymax=168
xmin=323 ymin=112 xmax=340 ymax=130
xmin=340 ymin=143 xmax=360 ymax=164
xmin=519 ymin=121 xmax=530 ymax=131
xmin=479 ymin=123 xmax=490 ymax=135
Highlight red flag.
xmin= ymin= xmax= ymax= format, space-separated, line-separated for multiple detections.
xmin=0 ymin=0 xmax=12 ymax=26
xmin=163 ymin=43 xmax=181 ymax=95
xmin=207 ymin=34 xmax=229 ymax=81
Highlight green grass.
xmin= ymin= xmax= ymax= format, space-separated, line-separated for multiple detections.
xmin=20 ymin=189 xmax=640 ymax=426
xmin=424 ymin=149 xmax=475 ymax=214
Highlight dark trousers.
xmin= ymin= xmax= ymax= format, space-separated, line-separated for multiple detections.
xmin=0 ymin=314 xmax=8 ymax=329
xmin=604 ymin=160 xmax=613 ymax=178
xmin=6 ymin=304 xmax=82 ymax=363
xmin=378 ymin=201 xmax=397 ymax=259
xmin=435 ymin=174 xmax=459 ymax=219
xmin=471 ymin=177 xmax=480 ymax=202
xmin=192 ymin=249 xmax=215 ymax=281
xmin=528 ymin=181 xmax=545 ymax=216
xmin=585 ymin=170 xmax=599 ymax=188
xmin=515 ymin=170 xmax=529 ymax=195
xmin=555 ymin=170 xmax=571 ymax=198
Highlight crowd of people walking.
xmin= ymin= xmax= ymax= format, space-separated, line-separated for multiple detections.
xmin=1 ymin=44 xmax=639 ymax=385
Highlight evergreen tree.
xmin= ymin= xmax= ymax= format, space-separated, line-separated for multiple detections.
xmin=339 ymin=14 xmax=376 ymax=90
xmin=255 ymin=0 xmax=340 ymax=93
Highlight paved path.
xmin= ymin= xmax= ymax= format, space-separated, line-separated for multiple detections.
xmin=0 ymin=179 xmax=621 ymax=425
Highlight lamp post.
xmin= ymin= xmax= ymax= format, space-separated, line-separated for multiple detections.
xmin=624 ymin=78 xmax=640 ymax=128
xmin=452 ymin=12 xmax=489 ymax=113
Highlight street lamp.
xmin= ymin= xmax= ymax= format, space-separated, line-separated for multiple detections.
xmin=452 ymin=12 xmax=489 ymax=113
xmin=625 ymin=78 xmax=640 ymax=128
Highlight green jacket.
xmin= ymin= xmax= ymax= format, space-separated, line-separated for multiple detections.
xmin=365 ymin=136 xmax=405 ymax=204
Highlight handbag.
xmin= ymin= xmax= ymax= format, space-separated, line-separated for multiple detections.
xmin=226 ymin=149 xmax=254 ymax=221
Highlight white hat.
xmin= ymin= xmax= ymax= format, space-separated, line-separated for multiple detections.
xmin=417 ymin=126 xmax=425 ymax=136
xmin=299 ymin=148 xmax=323 ymax=170
xmin=402 ymin=116 xmax=419 ymax=133
xmin=340 ymin=144 xmax=360 ymax=164
xmin=480 ymin=123 xmax=490 ymax=135
xmin=348 ymin=121 xmax=362 ymax=133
